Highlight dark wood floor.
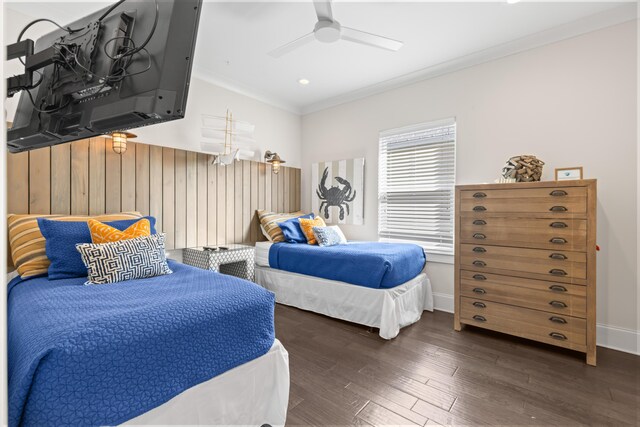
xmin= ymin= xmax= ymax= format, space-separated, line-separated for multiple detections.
xmin=274 ymin=305 xmax=640 ymax=426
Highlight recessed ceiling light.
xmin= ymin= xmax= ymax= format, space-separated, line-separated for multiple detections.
xmin=298 ymin=78 xmax=310 ymax=86
xmin=506 ymin=0 xmax=521 ymax=3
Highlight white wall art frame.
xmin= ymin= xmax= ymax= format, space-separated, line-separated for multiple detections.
xmin=312 ymin=158 xmax=364 ymax=225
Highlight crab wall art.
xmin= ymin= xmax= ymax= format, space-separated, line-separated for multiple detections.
xmin=311 ymin=158 xmax=364 ymax=225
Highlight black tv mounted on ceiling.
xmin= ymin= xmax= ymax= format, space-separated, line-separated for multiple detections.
xmin=6 ymin=0 xmax=202 ymax=153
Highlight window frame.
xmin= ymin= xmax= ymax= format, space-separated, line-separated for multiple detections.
xmin=377 ymin=118 xmax=456 ymax=261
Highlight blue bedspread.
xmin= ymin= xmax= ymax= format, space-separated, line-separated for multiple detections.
xmin=269 ymin=242 xmax=426 ymax=288
xmin=8 ymin=261 xmax=275 ymax=427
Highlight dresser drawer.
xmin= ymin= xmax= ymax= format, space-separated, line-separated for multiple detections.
xmin=460 ymin=270 xmax=586 ymax=318
xmin=460 ymin=297 xmax=586 ymax=350
xmin=460 ymin=217 xmax=587 ymax=251
xmin=460 ymin=243 xmax=587 ymax=280
xmin=460 ymin=187 xmax=587 ymax=215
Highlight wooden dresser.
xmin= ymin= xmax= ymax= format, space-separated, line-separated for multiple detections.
xmin=454 ymin=180 xmax=597 ymax=365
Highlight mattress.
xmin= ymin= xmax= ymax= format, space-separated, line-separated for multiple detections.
xmin=8 ymin=261 xmax=275 ymax=427
xmin=255 ymin=265 xmax=433 ymax=339
xmin=255 ymin=241 xmax=273 ymax=267
xmin=268 ymin=241 xmax=427 ymax=288
xmin=125 ymin=339 xmax=290 ymax=426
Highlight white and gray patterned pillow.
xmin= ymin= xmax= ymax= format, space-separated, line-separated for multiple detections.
xmin=312 ymin=225 xmax=347 ymax=247
xmin=76 ymin=233 xmax=172 ymax=285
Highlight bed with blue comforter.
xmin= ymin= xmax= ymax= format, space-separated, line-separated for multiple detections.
xmin=8 ymin=260 xmax=275 ymax=427
xmin=268 ymin=242 xmax=426 ymax=288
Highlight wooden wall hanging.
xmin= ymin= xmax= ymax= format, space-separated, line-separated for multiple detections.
xmin=7 ymin=137 xmax=301 ymax=250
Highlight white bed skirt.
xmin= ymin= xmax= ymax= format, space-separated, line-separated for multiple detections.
xmin=255 ymin=266 xmax=434 ymax=339
xmin=123 ymin=339 xmax=290 ymax=426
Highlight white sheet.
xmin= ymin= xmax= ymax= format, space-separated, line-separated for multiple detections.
xmin=255 ymin=266 xmax=433 ymax=339
xmin=123 ymin=339 xmax=289 ymax=426
xmin=255 ymin=241 xmax=273 ymax=267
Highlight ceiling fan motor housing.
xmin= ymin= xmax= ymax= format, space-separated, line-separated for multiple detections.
xmin=314 ymin=20 xmax=341 ymax=43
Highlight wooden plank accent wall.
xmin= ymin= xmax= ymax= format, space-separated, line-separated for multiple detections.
xmin=7 ymin=137 xmax=301 ymax=247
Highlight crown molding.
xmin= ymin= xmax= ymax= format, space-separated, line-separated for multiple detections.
xmin=301 ymin=3 xmax=637 ymax=115
xmin=191 ymin=67 xmax=302 ymax=115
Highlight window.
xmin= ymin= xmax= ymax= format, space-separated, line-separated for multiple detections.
xmin=378 ymin=119 xmax=456 ymax=256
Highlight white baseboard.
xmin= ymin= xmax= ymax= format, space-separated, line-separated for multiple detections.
xmin=596 ymin=324 xmax=639 ymax=355
xmin=433 ymin=292 xmax=454 ymax=313
xmin=431 ymin=293 xmax=639 ymax=356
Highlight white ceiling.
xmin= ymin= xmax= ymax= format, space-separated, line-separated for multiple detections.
xmin=4 ymin=1 xmax=636 ymax=114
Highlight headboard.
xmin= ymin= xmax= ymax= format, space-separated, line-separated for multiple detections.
xmin=7 ymin=137 xmax=301 ymax=250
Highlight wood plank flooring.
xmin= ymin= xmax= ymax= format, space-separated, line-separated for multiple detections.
xmin=274 ymin=305 xmax=640 ymax=426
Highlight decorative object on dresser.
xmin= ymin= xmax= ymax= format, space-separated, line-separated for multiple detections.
xmin=183 ymin=244 xmax=255 ymax=281
xmin=555 ymin=166 xmax=584 ymax=181
xmin=454 ymin=180 xmax=597 ymax=365
xmin=501 ymin=155 xmax=545 ymax=182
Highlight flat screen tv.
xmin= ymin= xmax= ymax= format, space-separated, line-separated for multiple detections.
xmin=7 ymin=0 xmax=202 ymax=152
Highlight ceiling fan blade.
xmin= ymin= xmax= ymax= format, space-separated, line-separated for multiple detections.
xmin=313 ymin=0 xmax=333 ymax=21
xmin=341 ymin=26 xmax=403 ymax=51
xmin=268 ymin=32 xmax=315 ymax=58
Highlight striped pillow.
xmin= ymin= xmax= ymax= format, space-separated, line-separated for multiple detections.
xmin=256 ymin=210 xmax=305 ymax=243
xmin=7 ymin=212 xmax=143 ymax=278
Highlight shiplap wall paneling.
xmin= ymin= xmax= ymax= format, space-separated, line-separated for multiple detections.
xmin=71 ymin=139 xmax=89 ymax=215
xmin=196 ymin=153 xmax=208 ymax=246
xmin=105 ymin=139 xmax=122 ymax=214
xmin=7 ymin=151 xmax=29 ymax=214
xmin=7 ymin=139 xmax=301 ymax=250
xmin=29 ymin=147 xmax=50 ymax=214
xmin=89 ymin=138 xmax=106 ymax=216
xmin=242 ymin=160 xmax=251 ymax=243
xmin=149 ymin=145 xmax=163 ymax=232
xmin=234 ymin=160 xmax=243 ymax=243
xmin=174 ymin=150 xmax=187 ymax=249
xmin=135 ymin=142 xmax=150 ymax=216
xmin=186 ymin=151 xmax=198 ymax=248
xmin=51 ymin=144 xmax=71 ymax=214
xmin=162 ymin=147 xmax=175 ymax=250
xmin=210 ymin=161 xmax=218 ymax=245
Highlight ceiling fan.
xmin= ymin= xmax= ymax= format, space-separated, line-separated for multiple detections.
xmin=268 ymin=0 xmax=404 ymax=58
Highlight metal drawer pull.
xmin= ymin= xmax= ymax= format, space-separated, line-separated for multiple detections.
xmin=549 ymin=253 xmax=567 ymax=260
xmin=548 ymin=285 xmax=567 ymax=292
xmin=473 ymin=206 xmax=487 ymax=212
xmin=549 ymin=269 xmax=567 ymax=276
xmin=549 ymin=316 xmax=567 ymax=324
xmin=472 ymin=274 xmax=487 ymax=281
xmin=472 ymin=288 xmax=486 ymax=294
xmin=550 ymin=222 xmax=568 ymax=228
xmin=550 ymin=190 xmax=568 ymax=197
xmin=473 ymin=260 xmax=486 ymax=267
xmin=550 ymin=237 xmax=567 ymax=244
xmin=473 ymin=233 xmax=486 ymax=240
xmin=473 ymin=192 xmax=487 ymax=198
xmin=473 ymin=302 xmax=486 ymax=308
xmin=473 ymin=219 xmax=487 ymax=225
xmin=472 ymin=247 xmax=486 ymax=253
xmin=550 ymin=206 xmax=568 ymax=212
xmin=549 ymin=300 xmax=568 ymax=308
xmin=472 ymin=315 xmax=487 ymax=322
xmin=549 ymin=332 xmax=567 ymax=340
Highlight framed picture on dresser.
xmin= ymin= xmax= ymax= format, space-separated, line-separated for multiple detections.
xmin=555 ymin=166 xmax=583 ymax=181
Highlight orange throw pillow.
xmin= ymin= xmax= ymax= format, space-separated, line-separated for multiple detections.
xmin=299 ymin=217 xmax=326 ymax=245
xmin=88 ymin=218 xmax=151 ymax=244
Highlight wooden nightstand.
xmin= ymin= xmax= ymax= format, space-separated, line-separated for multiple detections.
xmin=183 ymin=244 xmax=255 ymax=281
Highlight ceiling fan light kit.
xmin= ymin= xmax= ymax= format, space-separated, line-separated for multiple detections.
xmin=268 ymin=0 xmax=404 ymax=58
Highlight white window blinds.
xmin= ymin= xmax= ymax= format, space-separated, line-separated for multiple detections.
xmin=378 ymin=119 xmax=456 ymax=255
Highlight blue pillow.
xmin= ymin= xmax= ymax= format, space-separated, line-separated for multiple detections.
xmin=38 ymin=216 xmax=157 ymax=280
xmin=277 ymin=213 xmax=314 ymax=243
xmin=312 ymin=225 xmax=347 ymax=247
